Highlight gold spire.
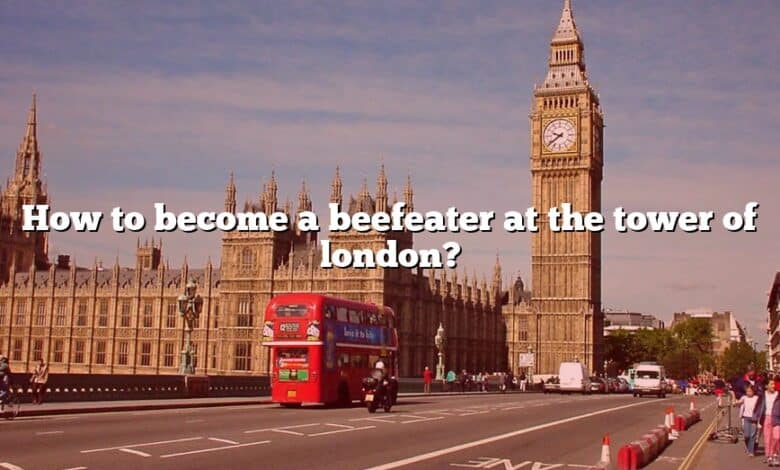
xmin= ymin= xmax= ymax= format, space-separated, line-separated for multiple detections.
xmin=16 ymin=93 xmax=40 ymax=180
xmin=552 ymin=0 xmax=580 ymax=44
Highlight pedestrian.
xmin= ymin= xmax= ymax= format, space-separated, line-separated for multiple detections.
xmin=482 ymin=371 xmax=489 ymax=392
xmin=0 ymin=355 xmax=12 ymax=408
xmin=423 ymin=366 xmax=433 ymax=394
xmin=735 ymin=384 xmax=762 ymax=457
xmin=459 ymin=370 xmax=467 ymax=393
xmin=446 ymin=369 xmax=456 ymax=392
xmin=763 ymin=379 xmax=778 ymax=463
xmin=769 ymin=384 xmax=780 ymax=466
xmin=30 ymin=359 xmax=49 ymax=405
xmin=476 ymin=372 xmax=483 ymax=392
xmin=519 ymin=371 xmax=527 ymax=392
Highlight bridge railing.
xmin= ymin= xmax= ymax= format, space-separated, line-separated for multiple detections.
xmin=8 ymin=373 xmax=270 ymax=403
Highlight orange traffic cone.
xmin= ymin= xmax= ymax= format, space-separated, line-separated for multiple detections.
xmin=667 ymin=407 xmax=679 ymax=440
xmin=599 ymin=434 xmax=612 ymax=469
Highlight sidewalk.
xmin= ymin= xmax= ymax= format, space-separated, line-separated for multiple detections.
xmin=11 ymin=390 xmax=535 ymax=417
xmin=686 ymin=404 xmax=768 ymax=470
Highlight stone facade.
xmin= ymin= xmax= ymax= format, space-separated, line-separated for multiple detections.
xmin=670 ymin=310 xmax=746 ymax=357
xmin=503 ymin=0 xmax=604 ymax=375
xmin=0 ymin=103 xmax=507 ymax=378
xmin=768 ymin=272 xmax=780 ymax=370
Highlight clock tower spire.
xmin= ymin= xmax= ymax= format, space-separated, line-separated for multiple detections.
xmin=527 ymin=0 xmax=604 ymax=375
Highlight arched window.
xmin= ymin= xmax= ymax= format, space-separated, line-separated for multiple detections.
xmin=241 ymin=248 xmax=254 ymax=269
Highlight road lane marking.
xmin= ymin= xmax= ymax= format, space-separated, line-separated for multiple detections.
xmin=35 ymin=430 xmax=64 ymax=435
xmin=208 ymin=437 xmax=239 ymax=445
xmin=271 ymin=429 xmax=306 ymax=436
xmin=185 ymin=419 xmax=204 ymax=423
xmin=324 ymin=423 xmax=355 ymax=429
xmin=118 ymin=448 xmax=151 ymax=457
xmin=401 ymin=415 xmax=444 ymax=424
xmin=366 ymin=399 xmax=663 ymax=469
xmin=0 ymin=463 xmax=24 ymax=470
xmin=160 ymin=440 xmax=270 ymax=458
xmin=81 ymin=437 xmax=203 ymax=453
xmin=244 ymin=423 xmax=320 ymax=434
xmin=308 ymin=425 xmax=375 ymax=437
xmin=349 ymin=417 xmax=396 ymax=423
xmin=62 ymin=467 xmax=88 ymax=470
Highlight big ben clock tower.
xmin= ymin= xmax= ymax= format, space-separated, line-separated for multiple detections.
xmin=529 ymin=0 xmax=604 ymax=374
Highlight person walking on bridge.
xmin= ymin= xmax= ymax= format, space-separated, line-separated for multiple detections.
xmin=30 ymin=359 xmax=49 ymax=405
xmin=423 ymin=366 xmax=433 ymax=394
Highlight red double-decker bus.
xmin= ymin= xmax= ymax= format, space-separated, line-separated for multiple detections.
xmin=263 ymin=293 xmax=398 ymax=406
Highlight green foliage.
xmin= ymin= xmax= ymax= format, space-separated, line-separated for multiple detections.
xmin=604 ymin=318 xmax=717 ymax=378
xmin=720 ymin=341 xmax=762 ymax=379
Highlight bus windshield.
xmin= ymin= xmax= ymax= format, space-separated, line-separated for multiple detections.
xmin=276 ymin=305 xmax=308 ymax=317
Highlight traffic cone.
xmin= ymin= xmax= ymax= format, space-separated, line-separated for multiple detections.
xmin=599 ymin=434 xmax=612 ymax=469
xmin=667 ymin=407 xmax=679 ymax=440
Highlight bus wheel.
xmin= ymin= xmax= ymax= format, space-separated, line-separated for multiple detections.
xmin=337 ymin=382 xmax=350 ymax=408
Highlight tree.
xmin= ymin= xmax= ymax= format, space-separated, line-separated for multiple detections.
xmin=721 ymin=341 xmax=757 ymax=380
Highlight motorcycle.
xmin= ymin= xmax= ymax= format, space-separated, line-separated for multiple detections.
xmin=362 ymin=371 xmax=393 ymax=413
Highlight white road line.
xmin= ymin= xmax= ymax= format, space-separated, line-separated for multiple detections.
xmin=0 ymin=463 xmax=24 ymax=470
xmin=35 ymin=430 xmax=64 ymax=435
xmin=62 ymin=467 xmax=88 ymax=470
xmin=159 ymin=440 xmax=270 ymax=458
xmin=81 ymin=437 xmax=203 ymax=453
xmin=208 ymin=437 xmax=239 ymax=445
xmin=185 ymin=419 xmax=204 ymax=423
xmin=366 ymin=400 xmax=661 ymax=470
xmin=244 ymin=423 xmax=320 ymax=434
xmin=349 ymin=417 xmax=396 ymax=423
xmin=324 ymin=423 xmax=355 ymax=429
xmin=401 ymin=416 xmax=445 ymax=424
xmin=308 ymin=425 xmax=375 ymax=437
xmin=118 ymin=448 xmax=151 ymax=457
xmin=270 ymin=429 xmax=306 ymax=436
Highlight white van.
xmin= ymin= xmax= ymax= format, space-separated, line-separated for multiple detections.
xmin=633 ymin=363 xmax=666 ymax=398
xmin=558 ymin=362 xmax=591 ymax=394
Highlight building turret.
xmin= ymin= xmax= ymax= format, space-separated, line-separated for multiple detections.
xmin=330 ymin=166 xmax=343 ymax=206
xmin=375 ymin=163 xmax=388 ymax=213
xmin=224 ymin=172 xmax=236 ymax=213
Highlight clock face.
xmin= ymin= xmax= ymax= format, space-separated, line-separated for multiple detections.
xmin=543 ymin=119 xmax=576 ymax=152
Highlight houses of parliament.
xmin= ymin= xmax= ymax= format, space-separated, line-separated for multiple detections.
xmin=0 ymin=0 xmax=603 ymax=378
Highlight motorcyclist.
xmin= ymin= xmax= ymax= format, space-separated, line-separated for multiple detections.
xmin=0 ymin=355 xmax=11 ymax=402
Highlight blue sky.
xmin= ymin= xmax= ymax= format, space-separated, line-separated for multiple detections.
xmin=1 ymin=0 xmax=778 ymax=341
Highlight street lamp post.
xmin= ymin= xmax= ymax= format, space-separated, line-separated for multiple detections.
xmin=434 ymin=323 xmax=445 ymax=381
xmin=178 ymin=279 xmax=204 ymax=375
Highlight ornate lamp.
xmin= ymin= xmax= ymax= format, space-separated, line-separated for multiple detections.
xmin=434 ymin=322 xmax=445 ymax=381
xmin=178 ymin=278 xmax=204 ymax=375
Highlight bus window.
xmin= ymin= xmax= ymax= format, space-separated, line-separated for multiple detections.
xmin=276 ymin=305 xmax=308 ymax=317
xmin=348 ymin=309 xmax=361 ymax=324
xmin=368 ymin=311 xmax=379 ymax=325
xmin=337 ymin=307 xmax=348 ymax=322
xmin=338 ymin=353 xmax=350 ymax=368
xmin=324 ymin=304 xmax=335 ymax=319
xmin=351 ymin=354 xmax=367 ymax=369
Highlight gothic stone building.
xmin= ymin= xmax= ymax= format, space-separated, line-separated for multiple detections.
xmin=0 ymin=99 xmax=507 ymax=378
xmin=503 ymin=0 xmax=605 ymax=375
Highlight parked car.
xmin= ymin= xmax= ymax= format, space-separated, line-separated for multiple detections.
xmin=543 ymin=376 xmax=560 ymax=394
xmin=616 ymin=378 xmax=630 ymax=394
xmin=589 ymin=376 xmax=608 ymax=394
xmin=606 ymin=378 xmax=620 ymax=393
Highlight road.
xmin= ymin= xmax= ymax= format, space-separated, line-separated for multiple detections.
xmin=0 ymin=393 xmax=714 ymax=470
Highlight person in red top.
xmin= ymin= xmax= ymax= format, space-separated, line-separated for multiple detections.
xmin=423 ymin=366 xmax=433 ymax=394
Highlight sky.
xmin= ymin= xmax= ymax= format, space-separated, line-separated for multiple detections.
xmin=1 ymin=0 xmax=778 ymax=343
